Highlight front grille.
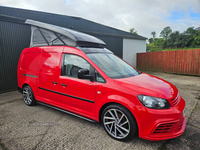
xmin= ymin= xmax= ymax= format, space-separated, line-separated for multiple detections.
xmin=170 ymin=93 xmax=181 ymax=106
xmin=177 ymin=119 xmax=183 ymax=131
xmin=152 ymin=119 xmax=183 ymax=135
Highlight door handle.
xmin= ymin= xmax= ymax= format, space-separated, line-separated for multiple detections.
xmin=61 ymin=83 xmax=67 ymax=87
xmin=52 ymin=81 xmax=57 ymax=84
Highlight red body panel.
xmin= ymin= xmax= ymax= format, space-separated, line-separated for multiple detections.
xmin=59 ymin=76 xmax=96 ymax=119
xmin=17 ymin=46 xmax=186 ymax=141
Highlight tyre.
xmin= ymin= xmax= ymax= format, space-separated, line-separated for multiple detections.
xmin=22 ymin=85 xmax=36 ymax=106
xmin=101 ymin=104 xmax=137 ymax=141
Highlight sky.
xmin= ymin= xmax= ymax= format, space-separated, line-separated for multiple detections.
xmin=0 ymin=0 xmax=200 ymax=39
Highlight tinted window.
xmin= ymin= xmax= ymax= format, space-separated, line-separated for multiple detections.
xmin=63 ymin=54 xmax=90 ymax=78
xmin=87 ymin=53 xmax=139 ymax=79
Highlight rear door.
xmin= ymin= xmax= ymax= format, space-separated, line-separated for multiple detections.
xmin=59 ymin=53 xmax=96 ymax=118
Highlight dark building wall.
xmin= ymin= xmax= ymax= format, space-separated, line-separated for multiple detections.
xmin=0 ymin=6 xmax=125 ymax=56
xmin=0 ymin=20 xmax=123 ymax=93
xmin=0 ymin=21 xmax=31 ymax=92
xmin=0 ymin=6 xmax=145 ymax=92
xmin=93 ymin=35 xmax=123 ymax=57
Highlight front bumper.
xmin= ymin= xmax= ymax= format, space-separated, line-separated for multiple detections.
xmin=133 ymin=96 xmax=186 ymax=141
xmin=142 ymin=116 xmax=186 ymax=141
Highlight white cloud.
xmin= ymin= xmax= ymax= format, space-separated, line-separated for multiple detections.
xmin=0 ymin=0 xmax=200 ymax=39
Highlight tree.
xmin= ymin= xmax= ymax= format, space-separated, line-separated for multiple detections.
xmin=185 ymin=27 xmax=196 ymax=35
xmin=129 ymin=28 xmax=138 ymax=35
xmin=169 ymin=31 xmax=180 ymax=48
xmin=151 ymin=31 xmax=156 ymax=41
xmin=194 ymin=30 xmax=200 ymax=45
xmin=154 ymin=38 xmax=164 ymax=46
xmin=148 ymin=38 xmax=154 ymax=44
xmin=147 ymin=26 xmax=200 ymax=50
xmin=181 ymin=27 xmax=197 ymax=47
xmin=160 ymin=26 xmax=172 ymax=40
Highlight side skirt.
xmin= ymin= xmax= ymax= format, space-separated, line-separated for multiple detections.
xmin=37 ymin=101 xmax=97 ymax=123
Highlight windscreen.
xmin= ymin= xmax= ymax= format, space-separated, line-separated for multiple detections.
xmin=87 ymin=53 xmax=139 ymax=79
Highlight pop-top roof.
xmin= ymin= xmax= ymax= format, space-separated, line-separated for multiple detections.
xmin=25 ymin=19 xmax=106 ymax=48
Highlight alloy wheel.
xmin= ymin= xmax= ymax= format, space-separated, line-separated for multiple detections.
xmin=23 ymin=86 xmax=33 ymax=105
xmin=103 ymin=108 xmax=130 ymax=139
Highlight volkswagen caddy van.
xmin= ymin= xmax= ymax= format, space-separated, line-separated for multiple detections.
xmin=18 ymin=19 xmax=186 ymax=141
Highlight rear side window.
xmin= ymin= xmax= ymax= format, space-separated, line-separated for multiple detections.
xmin=62 ymin=54 xmax=90 ymax=78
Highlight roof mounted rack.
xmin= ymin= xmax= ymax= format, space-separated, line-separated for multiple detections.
xmin=25 ymin=19 xmax=106 ymax=48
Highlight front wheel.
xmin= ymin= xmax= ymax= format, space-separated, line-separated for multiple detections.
xmin=102 ymin=104 xmax=137 ymax=141
xmin=22 ymin=85 xmax=36 ymax=106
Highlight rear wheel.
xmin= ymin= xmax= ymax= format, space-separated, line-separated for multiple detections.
xmin=102 ymin=104 xmax=137 ymax=141
xmin=22 ymin=85 xmax=36 ymax=106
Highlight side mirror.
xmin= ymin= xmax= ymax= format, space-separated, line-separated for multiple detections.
xmin=78 ymin=69 xmax=93 ymax=80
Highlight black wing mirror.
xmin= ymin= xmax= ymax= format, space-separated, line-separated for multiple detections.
xmin=78 ymin=69 xmax=93 ymax=80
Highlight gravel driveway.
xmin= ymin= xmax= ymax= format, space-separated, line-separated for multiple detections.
xmin=0 ymin=72 xmax=200 ymax=150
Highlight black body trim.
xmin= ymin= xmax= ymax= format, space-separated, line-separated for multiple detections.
xmin=78 ymin=47 xmax=113 ymax=54
xmin=38 ymin=87 xmax=95 ymax=103
xmin=76 ymin=41 xmax=105 ymax=48
xmin=23 ymin=74 xmax=37 ymax=78
xmin=37 ymin=101 xmax=97 ymax=123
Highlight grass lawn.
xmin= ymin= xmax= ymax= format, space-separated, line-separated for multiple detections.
xmin=162 ymin=47 xmax=200 ymax=51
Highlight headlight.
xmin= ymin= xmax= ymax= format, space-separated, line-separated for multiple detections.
xmin=138 ymin=95 xmax=171 ymax=109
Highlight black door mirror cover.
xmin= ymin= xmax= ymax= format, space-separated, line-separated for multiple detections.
xmin=78 ymin=69 xmax=93 ymax=80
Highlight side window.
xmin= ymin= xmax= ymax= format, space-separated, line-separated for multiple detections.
xmin=95 ymin=70 xmax=106 ymax=83
xmin=63 ymin=54 xmax=90 ymax=78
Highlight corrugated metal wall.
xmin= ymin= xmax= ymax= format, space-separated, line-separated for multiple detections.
xmin=0 ymin=21 xmax=123 ymax=93
xmin=137 ymin=49 xmax=200 ymax=76
xmin=0 ymin=6 xmax=146 ymax=92
xmin=0 ymin=6 xmax=126 ymax=58
xmin=0 ymin=20 xmax=123 ymax=93
xmin=0 ymin=21 xmax=31 ymax=92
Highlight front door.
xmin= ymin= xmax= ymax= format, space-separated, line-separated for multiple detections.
xmin=59 ymin=54 xmax=96 ymax=118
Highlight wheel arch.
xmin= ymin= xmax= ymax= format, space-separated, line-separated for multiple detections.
xmin=99 ymin=102 xmax=117 ymax=123
xmin=22 ymin=83 xmax=29 ymax=90
xmin=99 ymin=102 xmax=139 ymax=138
xmin=22 ymin=83 xmax=37 ymax=106
xmin=99 ymin=102 xmax=138 ymax=127
xmin=22 ymin=83 xmax=36 ymax=98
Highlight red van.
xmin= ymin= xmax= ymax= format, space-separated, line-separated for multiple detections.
xmin=18 ymin=19 xmax=186 ymax=141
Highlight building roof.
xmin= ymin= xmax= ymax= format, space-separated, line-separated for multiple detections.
xmin=0 ymin=6 xmax=147 ymax=40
